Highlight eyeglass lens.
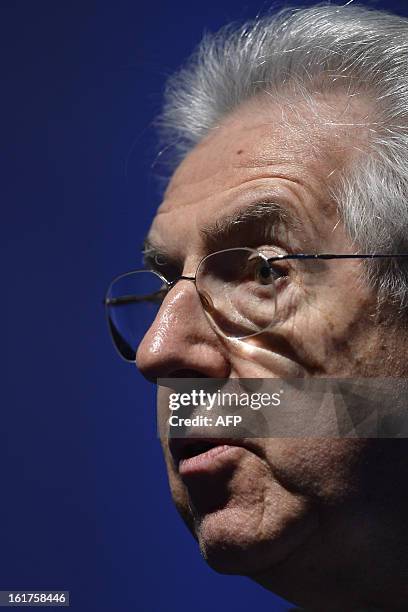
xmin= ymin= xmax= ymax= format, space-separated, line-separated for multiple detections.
xmin=105 ymin=248 xmax=277 ymax=362
xmin=196 ymin=248 xmax=276 ymax=339
xmin=106 ymin=270 xmax=166 ymax=361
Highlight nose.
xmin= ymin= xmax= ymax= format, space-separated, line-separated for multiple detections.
xmin=136 ymin=280 xmax=231 ymax=381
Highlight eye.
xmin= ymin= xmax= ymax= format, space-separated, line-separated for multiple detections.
xmin=154 ymin=254 xmax=167 ymax=266
xmin=249 ymin=253 xmax=288 ymax=285
xmin=254 ymin=260 xmax=275 ymax=285
xmin=143 ymin=252 xmax=180 ymax=283
xmin=255 ymin=248 xmax=291 ymax=281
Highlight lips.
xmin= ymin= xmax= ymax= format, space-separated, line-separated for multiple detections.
xmin=170 ymin=437 xmax=232 ymax=464
xmin=169 ymin=437 xmax=248 ymax=477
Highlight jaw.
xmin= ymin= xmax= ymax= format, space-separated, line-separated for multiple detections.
xmin=164 ymin=440 xmax=319 ymax=575
xmin=164 ymin=433 xmax=408 ymax=611
xmin=252 ymin=440 xmax=408 ymax=612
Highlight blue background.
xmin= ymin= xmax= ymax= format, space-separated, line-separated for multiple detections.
xmin=2 ymin=1 xmax=407 ymax=610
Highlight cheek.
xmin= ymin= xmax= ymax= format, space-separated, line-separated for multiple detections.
xmin=288 ymin=264 xmax=377 ymax=370
xmin=262 ymin=438 xmax=369 ymax=503
xmin=193 ymin=451 xmax=319 ymax=573
xmin=226 ymin=268 xmax=377 ymax=376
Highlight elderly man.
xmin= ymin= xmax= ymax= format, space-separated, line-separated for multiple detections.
xmin=105 ymin=4 xmax=408 ymax=611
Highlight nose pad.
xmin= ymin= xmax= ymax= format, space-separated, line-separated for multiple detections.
xmin=135 ymin=281 xmax=231 ymax=381
xmin=198 ymin=290 xmax=214 ymax=313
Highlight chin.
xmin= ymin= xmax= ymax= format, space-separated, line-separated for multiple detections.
xmin=195 ymin=512 xmax=279 ymax=574
xmin=192 ymin=501 xmax=318 ymax=576
xmin=167 ymin=445 xmax=319 ymax=576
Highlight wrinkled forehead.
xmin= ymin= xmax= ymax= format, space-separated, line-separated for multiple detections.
xmin=149 ymin=94 xmax=370 ymax=256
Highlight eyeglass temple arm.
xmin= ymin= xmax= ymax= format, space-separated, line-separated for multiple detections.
xmin=104 ymin=276 xmax=195 ymax=307
xmin=268 ymin=253 xmax=408 ymax=262
xmin=104 ymin=256 xmax=408 ymax=305
xmin=104 ymin=292 xmax=163 ymax=306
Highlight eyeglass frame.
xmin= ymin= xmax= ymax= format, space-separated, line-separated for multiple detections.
xmin=104 ymin=248 xmax=408 ymax=361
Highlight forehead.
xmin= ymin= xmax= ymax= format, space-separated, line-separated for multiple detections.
xmin=149 ymin=94 xmax=369 ymax=254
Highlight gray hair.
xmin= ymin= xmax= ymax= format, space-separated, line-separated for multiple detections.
xmin=156 ymin=3 xmax=408 ymax=311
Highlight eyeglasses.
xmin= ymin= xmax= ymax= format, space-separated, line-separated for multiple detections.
xmin=104 ymin=247 xmax=408 ymax=362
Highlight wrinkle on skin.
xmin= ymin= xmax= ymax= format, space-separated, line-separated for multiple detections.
xmin=187 ymin=447 xmax=319 ymax=574
xmin=136 ymin=91 xmax=408 ymax=610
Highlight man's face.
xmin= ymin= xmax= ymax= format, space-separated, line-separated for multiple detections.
xmin=136 ymin=96 xmax=408 ymax=607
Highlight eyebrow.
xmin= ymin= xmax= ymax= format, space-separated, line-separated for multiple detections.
xmin=199 ymin=200 xmax=302 ymax=251
xmin=142 ymin=199 xmax=304 ymax=266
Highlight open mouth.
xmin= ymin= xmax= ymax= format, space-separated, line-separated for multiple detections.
xmin=168 ymin=438 xmax=247 ymax=477
xmin=180 ymin=441 xmax=220 ymax=460
xmin=170 ymin=438 xmax=225 ymax=466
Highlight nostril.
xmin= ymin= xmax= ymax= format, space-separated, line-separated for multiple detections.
xmin=137 ymin=368 xmax=210 ymax=385
xmin=167 ymin=369 xmax=209 ymax=379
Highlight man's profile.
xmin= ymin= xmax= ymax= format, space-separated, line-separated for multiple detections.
xmin=106 ymin=4 xmax=408 ymax=610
